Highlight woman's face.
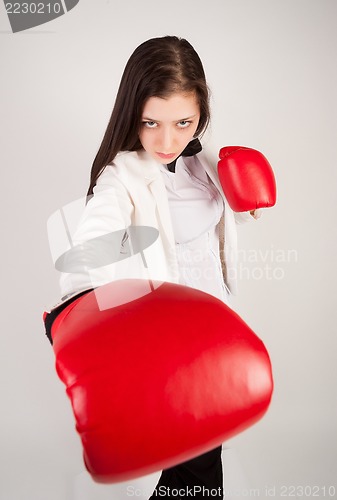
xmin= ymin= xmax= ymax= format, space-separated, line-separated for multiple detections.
xmin=138 ymin=92 xmax=201 ymax=164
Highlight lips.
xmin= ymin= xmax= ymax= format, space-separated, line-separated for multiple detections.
xmin=156 ymin=152 xmax=176 ymax=160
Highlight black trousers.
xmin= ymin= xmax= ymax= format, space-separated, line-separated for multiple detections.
xmin=148 ymin=445 xmax=224 ymax=499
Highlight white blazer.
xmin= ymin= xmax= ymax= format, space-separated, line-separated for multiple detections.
xmin=58 ymin=149 xmax=252 ymax=303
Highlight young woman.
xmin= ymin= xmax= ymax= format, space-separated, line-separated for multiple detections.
xmin=45 ymin=35 xmax=261 ymax=499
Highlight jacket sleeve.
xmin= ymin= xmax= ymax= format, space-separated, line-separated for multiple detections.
xmin=234 ymin=211 xmax=254 ymax=224
xmin=59 ymin=166 xmax=134 ymax=298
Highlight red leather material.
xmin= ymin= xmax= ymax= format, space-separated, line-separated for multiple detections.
xmin=218 ymin=146 xmax=277 ymax=212
xmin=52 ymin=279 xmax=273 ymax=483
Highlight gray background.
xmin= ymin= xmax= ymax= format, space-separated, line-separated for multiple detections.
xmin=1 ymin=0 xmax=336 ymax=499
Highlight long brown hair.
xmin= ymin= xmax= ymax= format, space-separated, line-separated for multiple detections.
xmin=87 ymin=36 xmax=211 ymax=196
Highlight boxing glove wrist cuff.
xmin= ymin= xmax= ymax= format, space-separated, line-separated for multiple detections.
xmin=43 ymin=288 xmax=94 ymax=345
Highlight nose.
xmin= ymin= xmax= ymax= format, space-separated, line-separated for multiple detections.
xmin=160 ymin=127 xmax=174 ymax=152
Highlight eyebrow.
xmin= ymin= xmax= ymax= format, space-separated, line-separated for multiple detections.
xmin=141 ymin=114 xmax=198 ymax=122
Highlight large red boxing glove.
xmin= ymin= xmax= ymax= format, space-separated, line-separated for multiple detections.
xmin=217 ymin=146 xmax=277 ymax=212
xmin=50 ymin=279 xmax=273 ymax=483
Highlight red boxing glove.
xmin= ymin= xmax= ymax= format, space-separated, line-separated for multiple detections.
xmin=49 ymin=280 xmax=273 ymax=483
xmin=217 ymin=146 xmax=277 ymax=212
